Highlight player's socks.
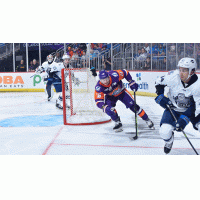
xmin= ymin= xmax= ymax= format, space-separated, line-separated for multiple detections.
xmin=164 ymin=132 xmax=174 ymax=154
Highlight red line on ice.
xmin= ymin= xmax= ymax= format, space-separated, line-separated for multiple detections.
xmin=42 ymin=126 xmax=64 ymax=155
xmin=52 ymin=143 xmax=200 ymax=150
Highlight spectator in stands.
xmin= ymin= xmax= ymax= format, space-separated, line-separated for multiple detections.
xmin=98 ymin=43 xmax=103 ymax=49
xmin=91 ymin=43 xmax=94 ymax=49
xmin=54 ymin=52 xmax=62 ymax=63
xmin=32 ymin=59 xmax=39 ymax=70
xmin=134 ymin=49 xmax=142 ymax=69
xmin=29 ymin=61 xmax=34 ymax=71
xmin=71 ymin=51 xmax=79 ymax=61
xmin=16 ymin=59 xmax=26 ymax=72
xmin=90 ymin=49 xmax=97 ymax=60
xmin=158 ymin=44 xmax=166 ymax=57
xmin=79 ymin=43 xmax=87 ymax=52
xmin=81 ymin=51 xmax=86 ymax=67
xmin=93 ymin=44 xmax=99 ymax=51
xmin=169 ymin=44 xmax=176 ymax=55
xmin=160 ymin=57 xmax=167 ymax=70
xmin=101 ymin=44 xmax=107 ymax=52
xmin=135 ymin=49 xmax=141 ymax=60
xmin=67 ymin=47 xmax=73 ymax=58
xmin=152 ymin=43 xmax=159 ymax=56
xmin=104 ymin=57 xmax=112 ymax=71
xmin=144 ymin=43 xmax=150 ymax=55
xmin=73 ymin=43 xmax=79 ymax=50
xmin=139 ymin=48 xmax=147 ymax=61
xmin=144 ymin=57 xmax=151 ymax=70
xmin=77 ymin=47 xmax=83 ymax=57
xmin=90 ymin=49 xmax=97 ymax=68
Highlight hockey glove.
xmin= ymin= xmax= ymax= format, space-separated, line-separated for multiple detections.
xmin=155 ymin=94 xmax=173 ymax=109
xmin=176 ymin=115 xmax=190 ymax=132
xmin=35 ymin=66 xmax=44 ymax=74
xmin=90 ymin=67 xmax=97 ymax=77
xmin=129 ymin=80 xmax=139 ymax=92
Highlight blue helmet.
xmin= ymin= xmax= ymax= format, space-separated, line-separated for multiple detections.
xmin=99 ymin=70 xmax=109 ymax=79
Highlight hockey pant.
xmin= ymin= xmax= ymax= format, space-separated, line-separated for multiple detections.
xmin=104 ymin=89 xmax=149 ymax=121
xmin=46 ymin=78 xmax=62 ymax=98
xmin=159 ymin=109 xmax=190 ymax=142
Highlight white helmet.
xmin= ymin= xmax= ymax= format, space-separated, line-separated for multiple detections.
xmin=177 ymin=57 xmax=197 ymax=73
xmin=47 ymin=54 xmax=54 ymax=63
xmin=177 ymin=57 xmax=197 ymax=80
xmin=62 ymin=54 xmax=70 ymax=60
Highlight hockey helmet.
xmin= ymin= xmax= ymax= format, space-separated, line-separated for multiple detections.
xmin=47 ymin=54 xmax=54 ymax=63
xmin=177 ymin=57 xmax=197 ymax=74
xmin=62 ymin=54 xmax=70 ymax=60
xmin=99 ymin=70 xmax=109 ymax=80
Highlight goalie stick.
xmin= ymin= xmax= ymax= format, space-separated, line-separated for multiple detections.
xmin=30 ymin=66 xmax=44 ymax=78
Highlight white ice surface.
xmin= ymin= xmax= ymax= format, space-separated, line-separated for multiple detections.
xmin=0 ymin=92 xmax=200 ymax=155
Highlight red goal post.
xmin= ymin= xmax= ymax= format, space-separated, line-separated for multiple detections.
xmin=61 ymin=67 xmax=111 ymax=125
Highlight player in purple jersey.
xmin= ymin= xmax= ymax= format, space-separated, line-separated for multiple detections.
xmin=94 ymin=69 xmax=154 ymax=132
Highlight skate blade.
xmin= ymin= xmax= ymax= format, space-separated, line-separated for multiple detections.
xmin=150 ymin=126 xmax=155 ymax=130
xmin=114 ymin=128 xmax=123 ymax=132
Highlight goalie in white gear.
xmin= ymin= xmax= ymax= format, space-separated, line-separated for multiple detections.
xmin=35 ymin=54 xmax=62 ymax=101
xmin=55 ymin=54 xmax=80 ymax=109
xmin=155 ymin=57 xmax=200 ymax=154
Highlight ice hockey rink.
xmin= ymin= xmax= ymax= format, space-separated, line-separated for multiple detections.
xmin=1 ymin=92 xmax=200 ymax=155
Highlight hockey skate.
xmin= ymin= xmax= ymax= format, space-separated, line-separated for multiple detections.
xmin=56 ymin=100 xmax=63 ymax=109
xmin=164 ymin=132 xmax=174 ymax=154
xmin=113 ymin=117 xmax=123 ymax=132
xmin=145 ymin=118 xmax=155 ymax=129
xmin=47 ymin=96 xmax=52 ymax=101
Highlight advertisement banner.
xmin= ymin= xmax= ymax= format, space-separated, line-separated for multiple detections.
xmin=0 ymin=73 xmax=46 ymax=91
xmin=1 ymin=71 xmax=198 ymax=95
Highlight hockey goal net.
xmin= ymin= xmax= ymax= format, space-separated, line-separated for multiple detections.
xmin=61 ymin=68 xmax=111 ymax=125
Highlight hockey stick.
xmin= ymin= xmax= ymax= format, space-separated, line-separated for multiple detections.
xmin=133 ymin=90 xmax=138 ymax=140
xmin=30 ymin=73 xmax=38 ymax=78
xmin=166 ymin=104 xmax=199 ymax=155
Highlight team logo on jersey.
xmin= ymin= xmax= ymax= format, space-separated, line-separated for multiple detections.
xmin=112 ymin=72 xmax=118 ymax=77
xmin=173 ymin=93 xmax=192 ymax=108
xmin=112 ymin=82 xmax=117 ymax=86
xmin=96 ymin=86 xmax=101 ymax=91
xmin=53 ymin=66 xmax=57 ymax=70
xmin=160 ymin=76 xmax=164 ymax=82
xmin=119 ymin=72 xmax=123 ymax=77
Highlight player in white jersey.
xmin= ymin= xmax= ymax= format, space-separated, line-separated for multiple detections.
xmin=155 ymin=57 xmax=200 ymax=154
xmin=36 ymin=54 xmax=62 ymax=101
xmin=55 ymin=54 xmax=81 ymax=109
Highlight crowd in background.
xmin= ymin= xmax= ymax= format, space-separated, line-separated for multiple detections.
xmin=1 ymin=43 xmax=200 ymax=72
xmin=132 ymin=43 xmax=167 ymax=70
